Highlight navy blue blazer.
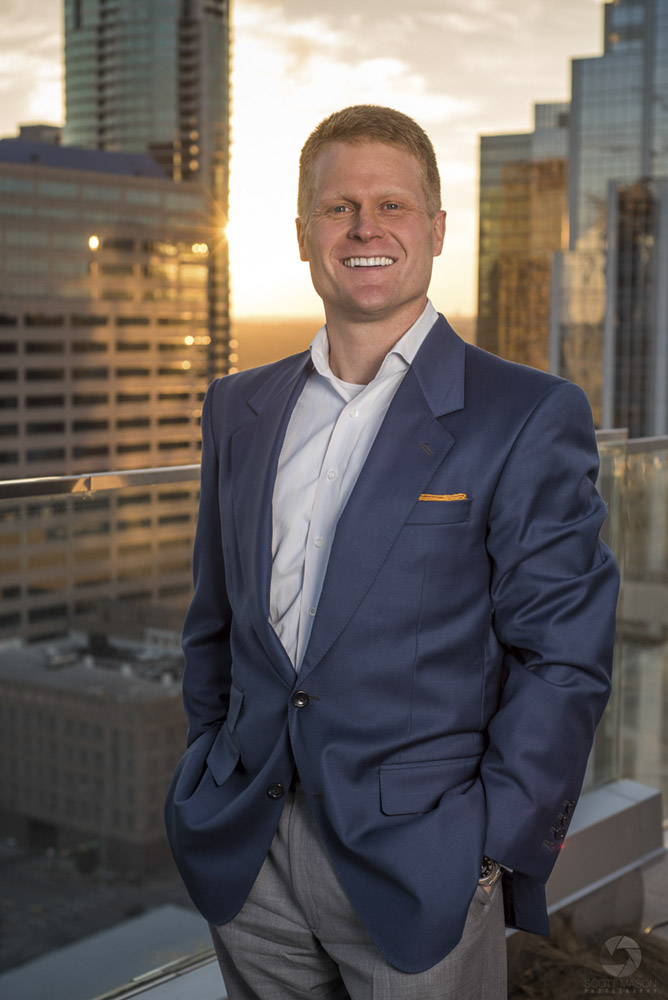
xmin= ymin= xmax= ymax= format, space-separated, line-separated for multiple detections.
xmin=165 ymin=315 xmax=619 ymax=973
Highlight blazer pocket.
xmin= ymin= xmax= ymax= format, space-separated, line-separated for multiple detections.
xmin=405 ymin=498 xmax=471 ymax=525
xmin=380 ymin=754 xmax=482 ymax=815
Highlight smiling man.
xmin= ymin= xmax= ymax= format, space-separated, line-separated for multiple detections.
xmin=165 ymin=106 xmax=619 ymax=999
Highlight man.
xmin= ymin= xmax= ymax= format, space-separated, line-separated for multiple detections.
xmin=165 ymin=105 xmax=619 ymax=999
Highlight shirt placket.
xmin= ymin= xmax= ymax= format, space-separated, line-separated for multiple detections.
xmin=295 ymin=395 xmax=364 ymax=668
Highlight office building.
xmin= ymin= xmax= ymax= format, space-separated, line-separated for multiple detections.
xmin=0 ymin=139 xmax=211 ymax=642
xmin=552 ymin=0 xmax=668 ymax=435
xmin=0 ymin=641 xmax=186 ymax=871
xmin=63 ymin=0 xmax=231 ymax=378
xmin=477 ymin=103 xmax=569 ymax=372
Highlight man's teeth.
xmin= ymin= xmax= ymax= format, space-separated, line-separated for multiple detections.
xmin=343 ymin=257 xmax=395 ymax=268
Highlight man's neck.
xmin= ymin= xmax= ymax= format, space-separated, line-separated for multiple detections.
xmin=325 ymin=301 xmax=426 ymax=384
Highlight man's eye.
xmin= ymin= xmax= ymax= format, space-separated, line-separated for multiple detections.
xmin=332 ymin=205 xmax=349 ymax=213
xmin=384 ymin=202 xmax=400 ymax=210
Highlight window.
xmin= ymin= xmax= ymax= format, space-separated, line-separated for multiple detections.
xmin=25 ymin=314 xmax=65 ymax=327
xmin=83 ymin=185 xmax=120 ymax=202
xmin=116 ymin=316 xmax=150 ymax=326
xmin=126 ymin=189 xmax=161 ymax=206
xmin=26 ymin=395 xmax=65 ymax=407
xmin=26 ymin=447 xmax=65 ymax=462
xmin=25 ymin=342 xmax=65 ymax=354
xmin=38 ymin=181 xmax=78 ymax=198
xmin=73 ymin=393 xmax=108 ymax=405
xmin=6 ymin=230 xmax=49 ymax=248
xmin=117 ymin=417 xmax=150 ymax=428
xmin=73 ymin=419 xmax=109 ymax=432
xmin=73 ymin=341 xmax=107 ymax=353
xmin=116 ymin=342 xmax=150 ymax=352
xmin=73 ymin=367 xmax=109 ymax=379
xmin=27 ymin=422 xmax=65 ymax=435
xmin=25 ymin=369 xmax=64 ymax=381
xmin=0 ymin=176 xmax=33 ymax=195
xmin=73 ymin=445 xmax=109 ymax=458
xmin=117 ymin=392 xmax=150 ymax=403
xmin=6 ymin=258 xmax=48 ymax=275
xmin=117 ymin=443 xmax=150 ymax=454
xmin=72 ymin=315 xmax=108 ymax=327
xmin=102 ymin=238 xmax=134 ymax=252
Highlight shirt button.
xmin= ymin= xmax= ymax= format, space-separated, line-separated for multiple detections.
xmin=314 ymin=537 xmax=324 ymax=548
xmin=327 ymin=469 xmax=338 ymax=481
xmin=348 ymin=407 xmax=359 ymax=418
xmin=308 ymin=606 xmax=316 ymax=617
xmin=267 ymin=783 xmax=285 ymax=800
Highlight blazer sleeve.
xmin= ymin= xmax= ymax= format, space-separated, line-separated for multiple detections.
xmin=180 ymin=379 xmax=234 ymax=746
xmin=480 ymin=379 xmax=619 ymax=884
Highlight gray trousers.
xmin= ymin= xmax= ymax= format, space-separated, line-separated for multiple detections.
xmin=210 ymin=784 xmax=507 ymax=1000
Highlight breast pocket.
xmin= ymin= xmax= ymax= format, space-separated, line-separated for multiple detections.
xmin=405 ymin=498 xmax=471 ymax=525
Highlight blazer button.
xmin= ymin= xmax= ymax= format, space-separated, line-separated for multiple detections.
xmin=292 ymin=690 xmax=310 ymax=709
xmin=553 ymin=827 xmax=566 ymax=840
xmin=267 ymin=783 xmax=285 ymax=799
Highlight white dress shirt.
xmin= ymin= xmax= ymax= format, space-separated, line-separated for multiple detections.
xmin=269 ymin=300 xmax=438 ymax=671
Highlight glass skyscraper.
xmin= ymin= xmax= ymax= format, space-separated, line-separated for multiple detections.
xmin=552 ymin=0 xmax=668 ymax=436
xmin=477 ymin=103 xmax=569 ymax=372
xmin=63 ymin=0 xmax=231 ymax=377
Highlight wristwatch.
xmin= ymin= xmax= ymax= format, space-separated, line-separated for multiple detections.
xmin=478 ymin=855 xmax=503 ymax=887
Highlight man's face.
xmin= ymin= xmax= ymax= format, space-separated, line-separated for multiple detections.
xmin=296 ymin=141 xmax=446 ymax=329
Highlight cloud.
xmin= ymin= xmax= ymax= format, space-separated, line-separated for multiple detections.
xmin=0 ymin=1 xmax=62 ymax=132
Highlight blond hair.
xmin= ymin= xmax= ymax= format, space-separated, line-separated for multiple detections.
xmin=297 ymin=105 xmax=442 ymax=219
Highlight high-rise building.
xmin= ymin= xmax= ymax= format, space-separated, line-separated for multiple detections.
xmin=477 ymin=103 xmax=570 ymax=372
xmin=551 ymin=0 xmax=668 ymax=436
xmin=0 ymin=139 xmax=211 ymax=642
xmin=63 ymin=0 xmax=231 ymax=379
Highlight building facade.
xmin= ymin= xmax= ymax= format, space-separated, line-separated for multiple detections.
xmin=0 ymin=140 xmax=211 ymax=642
xmin=0 ymin=643 xmax=186 ymax=871
xmin=552 ymin=0 xmax=668 ymax=435
xmin=63 ymin=0 xmax=231 ymax=379
xmin=477 ymin=103 xmax=569 ymax=372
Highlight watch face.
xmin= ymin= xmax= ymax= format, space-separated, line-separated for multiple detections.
xmin=481 ymin=856 xmax=494 ymax=878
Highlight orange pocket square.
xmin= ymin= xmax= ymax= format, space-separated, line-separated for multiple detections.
xmin=418 ymin=493 xmax=468 ymax=502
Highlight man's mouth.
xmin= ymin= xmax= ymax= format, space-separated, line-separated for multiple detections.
xmin=342 ymin=256 xmax=396 ymax=268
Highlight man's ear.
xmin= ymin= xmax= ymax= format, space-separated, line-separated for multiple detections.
xmin=432 ymin=210 xmax=446 ymax=257
xmin=296 ymin=217 xmax=309 ymax=261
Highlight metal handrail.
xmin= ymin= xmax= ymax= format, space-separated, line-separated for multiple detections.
xmin=0 ymin=465 xmax=200 ymax=501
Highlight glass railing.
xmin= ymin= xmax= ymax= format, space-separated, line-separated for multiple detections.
xmin=0 ymin=432 xmax=666 ymax=999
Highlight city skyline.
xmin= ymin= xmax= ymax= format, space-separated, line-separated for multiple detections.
xmin=1 ymin=0 xmax=604 ymax=320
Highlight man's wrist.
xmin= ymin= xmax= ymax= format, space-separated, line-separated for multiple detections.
xmin=478 ymin=855 xmax=503 ymax=887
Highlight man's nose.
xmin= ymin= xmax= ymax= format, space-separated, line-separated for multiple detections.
xmin=349 ymin=209 xmax=384 ymax=241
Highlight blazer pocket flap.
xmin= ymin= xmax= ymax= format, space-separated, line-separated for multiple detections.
xmin=405 ymin=498 xmax=471 ymax=525
xmin=226 ymin=679 xmax=244 ymax=731
xmin=206 ymin=723 xmax=241 ymax=787
xmin=380 ymin=753 xmax=482 ymax=816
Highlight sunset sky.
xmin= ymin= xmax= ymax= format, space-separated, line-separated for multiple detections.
xmin=0 ymin=0 xmax=605 ymax=320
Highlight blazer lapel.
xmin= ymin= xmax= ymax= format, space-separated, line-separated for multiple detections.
xmin=300 ymin=315 xmax=466 ymax=679
xmin=230 ymin=353 xmax=311 ymax=684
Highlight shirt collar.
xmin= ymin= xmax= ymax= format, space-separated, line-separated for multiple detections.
xmin=309 ymin=299 xmax=438 ymax=386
